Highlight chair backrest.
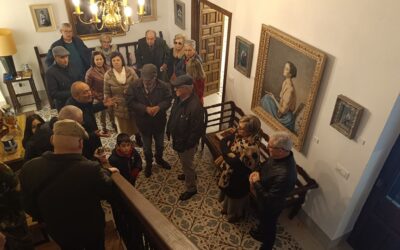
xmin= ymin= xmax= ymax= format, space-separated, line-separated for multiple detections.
xmin=34 ymin=46 xmax=54 ymax=108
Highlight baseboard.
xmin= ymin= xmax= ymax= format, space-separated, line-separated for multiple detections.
xmin=297 ymin=209 xmax=352 ymax=249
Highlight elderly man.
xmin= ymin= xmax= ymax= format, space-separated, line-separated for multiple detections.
xmin=45 ymin=46 xmax=82 ymax=111
xmin=127 ymin=64 xmax=172 ymax=177
xmin=249 ymin=131 xmax=297 ymax=250
xmin=45 ymin=23 xmax=91 ymax=80
xmin=19 ymin=119 xmax=118 ymax=249
xmin=167 ymin=75 xmax=205 ymax=201
xmin=135 ymin=30 xmax=170 ymax=80
xmin=66 ymin=81 xmax=114 ymax=159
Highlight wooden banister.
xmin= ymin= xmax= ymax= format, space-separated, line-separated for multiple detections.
xmin=111 ymin=173 xmax=198 ymax=250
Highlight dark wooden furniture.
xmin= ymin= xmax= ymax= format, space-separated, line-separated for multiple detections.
xmin=112 ymin=173 xmax=199 ymax=249
xmin=3 ymin=73 xmax=41 ymax=113
xmin=34 ymin=42 xmax=138 ymax=109
xmin=202 ymin=101 xmax=318 ymax=219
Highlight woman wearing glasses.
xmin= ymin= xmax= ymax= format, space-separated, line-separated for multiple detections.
xmin=167 ymin=33 xmax=186 ymax=81
xmin=95 ymin=33 xmax=118 ymax=65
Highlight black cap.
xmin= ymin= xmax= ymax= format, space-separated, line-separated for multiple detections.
xmin=171 ymin=75 xmax=193 ymax=87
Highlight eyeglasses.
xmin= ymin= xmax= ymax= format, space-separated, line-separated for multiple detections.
xmin=101 ymin=41 xmax=111 ymax=44
xmin=174 ymin=41 xmax=183 ymax=45
xmin=267 ymin=145 xmax=285 ymax=151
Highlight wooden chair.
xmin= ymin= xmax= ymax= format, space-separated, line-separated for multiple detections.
xmin=202 ymin=101 xmax=318 ymax=219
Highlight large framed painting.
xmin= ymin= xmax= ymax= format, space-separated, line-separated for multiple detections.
xmin=140 ymin=0 xmax=157 ymax=22
xmin=29 ymin=4 xmax=57 ymax=32
xmin=234 ymin=36 xmax=254 ymax=77
xmin=330 ymin=95 xmax=364 ymax=139
xmin=251 ymin=25 xmax=326 ymax=151
xmin=64 ymin=0 xmax=125 ymax=40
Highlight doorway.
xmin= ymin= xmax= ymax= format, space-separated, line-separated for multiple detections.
xmin=191 ymin=0 xmax=232 ymax=106
xmin=348 ymin=135 xmax=400 ymax=249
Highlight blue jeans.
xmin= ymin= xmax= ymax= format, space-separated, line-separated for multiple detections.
xmin=141 ymin=131 xmax=164 ymax=164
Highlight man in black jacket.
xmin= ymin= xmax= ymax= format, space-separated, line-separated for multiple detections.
xmin=167 ymin=75 xmax=205 ymax=201
xmin=66 ymin=81 xmax=114 ymax=159
xmin=19 ymin=119 xmax=118 ymax=249
xmin=45 ymin=46 xmax=81 ymax=111
xmin=45 ymin=23 xmax=91 ymax=80
xmin=126 ymin=64 xmax=172 ymax=177
xmin=135 ymin=30 xmax=170 ymax=80
xmin=249 ymin=131 xmax=297 ymax=250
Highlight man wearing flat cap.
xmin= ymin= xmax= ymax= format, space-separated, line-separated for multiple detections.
xmin=127 ymin=64 xmax=172 ymax=177
xmin=45 ymin=45 xmax=82 ymax=110
xmin=167 ymin=75 xmax=205 ymax=200
xmin=19 ymin=119 xmax=118 ymax=249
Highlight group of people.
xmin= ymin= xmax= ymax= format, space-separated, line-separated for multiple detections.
xmin=0 ymin=23 xmax=298 ymax=250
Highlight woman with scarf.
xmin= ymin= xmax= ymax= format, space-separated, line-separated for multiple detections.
xmin=104 ymin=52 xmax=142 ymax=146
xmin=218 ymin=115 xmax=261 ymax=223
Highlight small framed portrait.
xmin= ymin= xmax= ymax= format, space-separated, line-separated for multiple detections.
xmin=330 ymin=95 xmax=364 ymax=139
xmin=174 ymin=0 xmax=185 ymax=29
xmin=234 ymin=36 xmax=254 ymax=78
xmin=140 ymin=0 xmax=158 ymax=22
xmin=29 ymin=4 xmax=57 ymax=32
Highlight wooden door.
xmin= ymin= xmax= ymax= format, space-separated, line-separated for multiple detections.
xmin=199 ymin=1 xmax=224 ymax=96
xmin=348 ymin=135 xmax=400 ymax=250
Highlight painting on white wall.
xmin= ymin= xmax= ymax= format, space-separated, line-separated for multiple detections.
xmin=251 ymin=25 xmax=326 ymax=151
xmin=174 ymin=0 xmax=185 ymax=29
xmin=29 ymin=4 xmax=57 ymax=32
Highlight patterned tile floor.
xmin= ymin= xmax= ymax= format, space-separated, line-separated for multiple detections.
xmin=36 ymin=107 xmax=303 ymax=250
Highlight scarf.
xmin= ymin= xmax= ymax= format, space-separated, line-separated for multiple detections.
xmin=113 ymin=67 xmax=127 ymax=85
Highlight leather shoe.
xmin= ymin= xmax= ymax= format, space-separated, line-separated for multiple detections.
xmin=144 ymin=166 xmax=152 ymax=178
xmin=178 ymin=174 xmax=197 ymax=181
xmin=179 ymin=190 xmax=197 ymax=201
xmin=156 ymin=158 xmax=171 ymax=170
xmin=249 ymin=228 xmax=263 ymax=242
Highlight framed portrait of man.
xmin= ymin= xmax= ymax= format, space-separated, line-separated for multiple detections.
xmin=29 ymin=4 xmax=57 ymax=32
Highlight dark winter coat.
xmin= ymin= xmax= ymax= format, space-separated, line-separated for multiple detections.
xmin=108 ymin=149 xmax=142 ymax=186
xmin=135 ymin=37 xmax=170 ymax=78
xmin=167 ymin=93 xmax=205 ymax=152
xmin=126 ymin=79 xmax=172 ymax=135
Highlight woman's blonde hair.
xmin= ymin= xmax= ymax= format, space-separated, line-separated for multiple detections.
xmin=186 ymin=59 xmax=205 ymax=81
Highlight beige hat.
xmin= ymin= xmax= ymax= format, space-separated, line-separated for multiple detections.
xmin=53 ymin=119 xmax=89 ymax=140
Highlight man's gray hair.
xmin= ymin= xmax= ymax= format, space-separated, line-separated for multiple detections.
xmin=60 ymin=23 xmax=72 ymax=30
xmin=270 ymin=131 xmax=293 ymax=151
xmin=145 ymin=29 xmax=157 ymax=37
xmin=184 ymin=39 xmax=196 ymax=49
xmin=58 ymin=105 xmax=83 ymax=122
xmin=99 ymin=33 xmax=112 ymax=42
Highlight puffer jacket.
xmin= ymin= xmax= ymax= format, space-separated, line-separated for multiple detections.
xmin=104 ymin=67 xmax=138 ymax=119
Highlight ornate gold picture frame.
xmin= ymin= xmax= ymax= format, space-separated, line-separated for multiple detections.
xmin=251 ymin=25 xmax=326 ymax=151
xmin=64 ymin=0 xmax=125 ymax=40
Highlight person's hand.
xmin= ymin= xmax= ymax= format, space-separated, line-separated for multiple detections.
xmin=151 ymin=106 xmax=160 ymax=116
xmin=249 ymin=171 xmax=260 ymax=183
xmin=146 ymin=106 xmax=154 ymax=116
xmin=160 ymin=63 xmax=168 ymax=71
xmin=103 ymin=97 xmax=116 ymax=107
xmin=108 ymin=167 xmax=120 ymax=174
xmin=94 ymin=147 xmax=108 ymax=163
xmin=95 ymin=130 xmax=111 ymax=138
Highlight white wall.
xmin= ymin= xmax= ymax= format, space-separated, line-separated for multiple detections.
xmin=0 ymin=0 xmax=172 ymax=96
xmin=3 ymin=0 xmax=400 ymax=242
xmin=209 ymin=0 xmax=400 ymax=241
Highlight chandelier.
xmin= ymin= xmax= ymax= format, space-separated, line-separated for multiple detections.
xmin=72 ymin=0 xmax=145 ymax=32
